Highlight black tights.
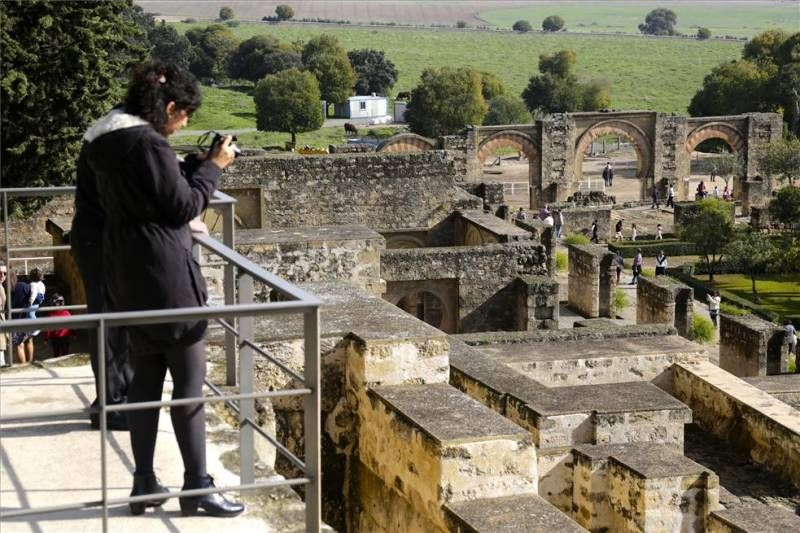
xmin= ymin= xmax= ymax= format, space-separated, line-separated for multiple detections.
xmin=128 ymin=340 xmax=207 ymax=478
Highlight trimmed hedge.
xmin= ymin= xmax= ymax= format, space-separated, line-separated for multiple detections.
xmin=608 ymin=239 xmax=697 ymax=258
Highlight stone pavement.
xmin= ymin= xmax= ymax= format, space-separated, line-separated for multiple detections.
xmin=0 ymin=358 xmax=322 ymax=533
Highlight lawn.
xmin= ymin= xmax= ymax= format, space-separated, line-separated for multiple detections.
xmin=172 ymin=21 xmax=743 ymax=114
xmin=477 ymin=2 xmax=800 ymax=38
xmin=698 ymin=273 xmax=800 ymax=319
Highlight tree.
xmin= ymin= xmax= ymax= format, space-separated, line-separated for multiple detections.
xmin=638 ymin=8 xmax=678 ymax=36
xmin=768 ymin=185 xmax=800 ymax=226
xmin=697 ymin=27 xmax=711 ymax=40
xmin=254 ymin=68 xmax=323 ymax=146
xmin=484 ymin=94 xmax=531 ymax=125
xmin=512 ymin=20 xmax=532 ymax=32
xmin=712 ymin=151 xmax=745 ymax=188
xmin=406 ymin=67 xmax=488 ymax=137
xmin=148 ymin=21 xmax=194 ymax=68
xmin=759 ymin=137 xmax=800 ymax=186
xmin=581 ymin=79 xmax=612 ymax=110
xmin=456 ymin=21 xmax=468 ymax=28
xmin=185 ymin=24 xmax=238 ymax=79
xmin=302 ymin=35 xmax=356 ymax=103
xmin=275 ymin=5 xmax=294 ymax=21
xmin=687 ymin=60 xmax=775 ymax=117
xmin=219 ymin=6 xmax=234 ymax=20
xmin=680 ymin=199 xmax=735 ymax=281
xmin=1 ymin=0 xmax=147 ymax=196
xmin=538 ymin=49 xmax=576 ymax=77
xmin=347 ymin=49 xmax=398 ymax=95
xmin=542 ymin=15 xmax=565 ymax=32
xmin=228 ymin=35 xmax=300 ymax=81
xmin=725 ymin=230 xmax=776 ymax=300
xmin=522 ymin=49 xmax=611 ymax=113
xmin=743 ymin=29 xmax=787 ymax=64
xmin=478 ymin=71 xmax=505 ymax=100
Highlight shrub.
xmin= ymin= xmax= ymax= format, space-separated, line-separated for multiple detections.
xmin=512 ymin=20 xmax=532 ymax=32
xmin=720 ymin=302 xmax=748 ymax=316
xmin=556 ymin=251 xmax=568 ymax=272
xmin=697 ymin=27 xmax=712 ymax=40
xmin=789 ymin=357 xmax=797 ymax=373
xmin=689 ymin=314 xmax=715 ymax=344
xmin=456 ymin=20 xmax=468 ymax=28
xmin=542 ymin=15 xmax=565 ymax=32
xmin=275 ymin=4 xmax=294 ymax=21
xmin=182 ymin=17 xmax=197 ymax=23
xmin=641 ymin=267 xmax=656 ymax=278
xmin=563 ymin=233 xmax=590 ymax=245
xmin=614 ymin=288 xmax=629 ymax=310
xmin=219 ymin=6 xmax=234 ymax=20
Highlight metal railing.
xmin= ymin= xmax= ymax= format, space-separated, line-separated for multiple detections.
xmin=0 ymin=187 xmax=322 ymax=531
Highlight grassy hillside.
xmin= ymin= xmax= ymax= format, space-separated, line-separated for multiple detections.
xmin=478 ymin=2 xmax=800 ymax=38
xmin=174 ymin=21 xmax=743 ymax=115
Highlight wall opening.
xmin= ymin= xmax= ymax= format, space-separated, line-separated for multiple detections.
xmin=477 ymin=131 xmax=539 ymax=209
xmin=396 ymin=290 xmax=446 ymax=330
xmin=579 ymin=132 xmax=645 ymax=203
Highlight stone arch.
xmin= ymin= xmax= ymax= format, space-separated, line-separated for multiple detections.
xmin=391 ymin=286 xmax=456 ymax=332
xmin=573 ymin=120 xmax=653 ymax=180
xmin=385 ymin=234 xmax=426 ymax=249
xmin=685 ymin=122 xmax=746 ymax=154
xmin=477 ymin=130 xmax=539 ymax=164
xmin=377 ymin=133 xmax=437 ymax=153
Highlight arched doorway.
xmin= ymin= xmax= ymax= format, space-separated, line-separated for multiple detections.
xmin=377 ymin=133 xmax=437 ymax=153
xmin=684 ymin=123 xmax=746 ymax=201
xmin=477 ymin=130 xmax=540 ymax=209
xmin=396 ymin=290 xmax=447 ymax=330
xmin=574 ymin=120 xmax=653 ymax=202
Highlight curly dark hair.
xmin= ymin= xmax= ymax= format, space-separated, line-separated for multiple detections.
xmin=124 ymin=61 xmax=202 ymax=132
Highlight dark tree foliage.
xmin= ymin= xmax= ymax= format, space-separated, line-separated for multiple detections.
xmin=185 ymin=24 xmax=239 ymax=79
xmin=302 ymin=35 xmax=355 ymax=103
xmin=542 ymin=15 xmax=565 ymax=32
xmin=638 ymin=8 xmax=678 ymax=36
xmin=347 ymin=49 xmax=398 ymax=95
xmin=522 ymin=49 xmax=610 ymax=113
xmin=768 ymin=185 xmax=800 ymax=225
xmin=743 ymin=30 xmax=787 ymax=64
xmin=149 ymin=21 xmax=193 ymax=68
xmin=254 ymin=68 xmax=323 ymax=146
xmin=1 ymin=0 xmax=147 ymax=197
xmin=406 ymin=67 xmax=488 ymax=137
xmin=219 ymin=6 xmax=234 ymax=21
xmin=479 ymin=71 xmax=505 ymax=100
xmin=538 ymin=49 xmax=576 ymax=78
xmin=275 ymin=5 xmax=294 ymax=21
xmin=512 ymin=20 xmax=532 ymax=32
xmin=228 ymin=35 xmax=300 ymax=81
xmin=696 ymin=27 xmax=712 ymax=40
xmin=484 ymin=94 xmax=531 ymax=125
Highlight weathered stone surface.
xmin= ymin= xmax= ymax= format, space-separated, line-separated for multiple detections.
xmin=743 ymin=375 xmax=800 ymax=407
xmin=456 ymin=324 xmax=677 ymax=346
xmin=567 ymin=244 xmax=616 ymax=319
xmin=636 ymin=275 xmax=694 ymax=337
xmin=444 ymin=494 xmax=587 ymax=532
xmin=720 ymin=314 xmax=788 ymax=376
xmin=556 ymin=206 xmax=612 ymax=241
xmin=514 ymin=275 xmax=560 ymax=330
xmin=455 ymin=210 xmax=532 ymax=244
xmin=673 ymin=360 xmax=800 ymax=489
xmin=709 ymin=503 xmax=800 ymax=533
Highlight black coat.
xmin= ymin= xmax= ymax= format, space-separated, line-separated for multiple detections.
xmin=75 ymin=110 xmax=220 ymax=354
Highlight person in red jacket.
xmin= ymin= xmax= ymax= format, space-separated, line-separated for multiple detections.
xmin=44 ymin=293 xmax=73 ymax=358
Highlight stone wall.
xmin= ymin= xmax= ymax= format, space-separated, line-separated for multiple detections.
xmin=674 ymin=200 xmax=736 ymax=227
xmin=672 ymin=360 xmax=800 ymax=489
xmin=221 ymin=151 xmax=480 ymax=230
xmin=514 ymin=275 xmax=559 ymax=330
xmin=719 ymin=314 xmax=788 ymax=376
xmin=559 ymin=206 xmax=612 ymax=241
xmin=455 ymin=210 xmax=533 ymax=245
xmin=741 ymin=178 xmax=769 ymax=214
xmin=636 ymin=276 xmax=694 ymax=337
xmin=567 ymin=244 xmax=616 ymax=318
xmin=381 ymin=243 xmax=547 ymax=333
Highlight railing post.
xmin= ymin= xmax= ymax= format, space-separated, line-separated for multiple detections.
xmin=304 ymin=307 xmax=321 ymax=532
xmin=3 ymin=191 xmax=12 ymax=328
xmin=223 ymin=203 xmax=237 ymax=386
xmin=97 ymin=319 xmax=109 ymax=533
xmin=237 ymin=272 xmax=255 ymax=485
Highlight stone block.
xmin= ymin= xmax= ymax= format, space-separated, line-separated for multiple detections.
xmin=515 ymin=275 xmax=560 ymax=330
xmin=455 ymin=209 xmax=533 ymax=245
xmin=568 ymin=244 xmax=616 ymax=319
xmin=445 ymin=494 xmax=587 ymax=532
xmin=720 ymin=314 xmax=788 ymax=376
xmin=743 ymin=375 xmax=800 ymax=408
xmin=708 ymin=503 xmax=800 ymax=533
xmin=636 ymin=276 xmax=694 ymax=337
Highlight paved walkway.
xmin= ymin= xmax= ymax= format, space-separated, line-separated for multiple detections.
xmin=0 ymin=359 xmax=317 ymax=532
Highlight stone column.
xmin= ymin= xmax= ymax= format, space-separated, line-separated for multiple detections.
xmin=515 ymin=275 xmax=560 ymax=330
xmin=598 ymin=251 xmax=617 ymax=318
xmin=636 ymin=276 xmax=694 ymax=338
xmin=719 ymin=314 xmax=788 ymax=376
xmin=568 ymin=244 xmax=601 ymax=318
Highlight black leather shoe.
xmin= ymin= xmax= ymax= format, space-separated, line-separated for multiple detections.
xmin=180 ymin=474 xmax=245 ymax=517
xmin=129 ymin=473 xmax=169 ymax=515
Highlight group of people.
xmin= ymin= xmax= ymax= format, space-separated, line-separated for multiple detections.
xmin=515 ymin=205 xmax=565 ymax=239
xmin=615 ymin=249 xmax=669 ymax=285
xmin=695 ymin=181 xmax=733 ymax=201
xmin=613 ymin=220 xmax=664 ymax=242
xmin=0 ymin=265 xmax=74 ymax=366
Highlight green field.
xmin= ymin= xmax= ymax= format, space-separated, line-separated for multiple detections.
xmin=478 ymin=2 xmax=800 ymax=38
xmin=173 ymin=21 xmax=743 ymax=114
xmin=700 ymin=274 xmax=800 ymax=319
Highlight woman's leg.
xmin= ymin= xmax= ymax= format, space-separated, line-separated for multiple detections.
xmin=24 ymin=339 xmax=34 ymax=363
xmin=128 ymin=355 xmax=168 ymax=475
xmin=166 ymin=340 xmax=207 ymax=478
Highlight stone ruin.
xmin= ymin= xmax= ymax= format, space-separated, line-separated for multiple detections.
xmin=34 ymin=128 xmax=800 ymax=532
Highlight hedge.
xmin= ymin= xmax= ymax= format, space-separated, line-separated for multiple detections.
xmin=608 ymin=239 xmax=697 ymax=258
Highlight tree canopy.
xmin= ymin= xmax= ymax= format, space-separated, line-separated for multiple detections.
xmin=302 ymin=35 xmax=356 ymax=103
xmin=1 ymin=0 xmax=147 ymax=197
xmin=512 ymin=20 xmax=532 ymax=32
xmin=724 ymin=230 xmax=777 ymax=299
xmin=478 ymin=71 xmax=505 ymax=101
xmin=522 ymin=49 xmax=610 ymax=113
xmin=227 ymin=35 xmax=300 ymax=81
xmin=254 ymin=68 xmax=323 ymax=146
xmin=542 ymin=15 xmax=565 ymax=32
xmin=638 ymin=8 xmax=678 ymax=36
xmin=696 ymin=27 xmax=711 ymax=40
xmin=538 ymin=49 xmax=576 ymax=78
xmin=483 ymin=94 xmax=531 ymax=125
xmin=185 ymin=24 xmax=239 ymax=79
xmin=680 ymin=199 xmax=735 ymax=281
xmin=219 ymin=6 xmax=234 ymax=20
xmin=347 ymin=49 xmax=398 ymax=96
xmin=768 ymin=185 xmax=800 ymax=226
xmin=275 ymin=5 xmax=294 ymax=21
xmin=406 ymin=67 xmax=488 ymax=137
xmin=759 ymin=137 xmax=800 ymax=186
xmin=148 ymin=20 xmax=193 ymax=69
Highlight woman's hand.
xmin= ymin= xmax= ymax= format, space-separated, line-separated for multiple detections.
xmin=189 ymin=218 xmax=209 ymax=236
xmin=208 ymin=135 xmax=236 ymax=170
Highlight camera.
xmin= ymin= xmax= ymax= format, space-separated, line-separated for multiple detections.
xmin=211 ymin=131 xmax=242 ymax=157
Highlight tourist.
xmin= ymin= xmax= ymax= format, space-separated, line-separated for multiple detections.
xmin=538 ymin=204 xmax=551 ymax=221
xmin=666 ymin=183 xmax=675 ymax=208
xmin=614 ymin=219 xmax=624 ymax=242
xmin=712 ymin=186 xmax=720 ymax=199
xmin=710 ymin=164 xmax=718 ymax=183
xmin=696 ymin=181 xmax=707 ymax=199
xmin=631 ymin=223 xmax=638 ymax=242
xmin=602 ymin=162 xmax=611 ymax=186
xmin=84 ymin=61 xmax=243 ymax=517
xmin=555 ymin=210 xmax=564 ymax=239
xmin=0 ymin=262 xmax=7 ymax=367
xmin=515 ymin=207 xmax=526 ymax=222
xmin=27 ymin=267 xmax=45 ymax=336
xmin=9 ymin=270 xmax=34 ymax=363
xmin=615 ymin=251 xmax=624 ymax=284
xmin=630 ymin=249 xmax=643 ymax=285
xmin=608 ymin=163 xmax=614 ymax=186
xmin=722 ymin=185 xmax=731 ymax=201
xmin=655 ymin=250 xmax=668 ymax=276
xmin=590 ymin=219 xmax=599 ymax=243
xmin=785 ymin=319 xmax=797 ymax=364
xmin=543 ymin=212 xmax=554 ymax=227
xmin=707 ymin=291 xmax=721 ymax=327
xmin=43 ymin=293 xmax=73 ymax=358
xmin=651 ymin=184 xmax=660 ymax=209
xmin=656 ymin=223 xmax=663 ymax=240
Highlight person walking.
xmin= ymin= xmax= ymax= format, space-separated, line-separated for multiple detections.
xmin=86 ymin=61 xmax=243 ymax=517
xmin=615 ymin=251 xmax=624 ymax=285
xmin=631 ymin=224 xmax=638 ymax=242
xmin=515 ymin=207 xmax=526 ymax=222
xmin=631 ymin=249 xmax=643 ymax=285
xmin=9 ymin=270 xmax=35 ymax=364
xmin=614 ymin=219 xmax=624 ymax=242
xmin=602 ymin=163 xmax=611 ymax=187
xmin=655 ymin=250 xmax=668 ymax=275
xmin=785 ymin=320 xmax=797 ymax=370
xmin=608 ymin=163 xmax=614 ymax=186
xmin=590 ymin=219 xmax=599 ymax=243
xmin=666 ymin=183 xmax=675 ymax=208
xmin=555 ymin=210 xmax=564 ymax=239
xmin=712 ymin=186 xmax=720 ymax=199
xmin=655 ymin=223 xmax=663 ymax=240
xmin=651 ymin=184 xmax=660 ymax=209
xmin=0 ymin=262 xmax=8 ymax=367
xmin=707 ymin=291 xmax=721 ymax=327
